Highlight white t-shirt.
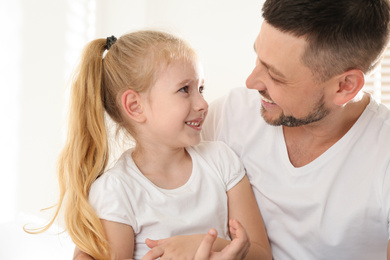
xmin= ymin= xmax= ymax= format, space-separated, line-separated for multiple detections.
xmin=202 ymin=87 xmax=390 ymax=260
xmin=89 ymin=141 xmax=245 ymax=260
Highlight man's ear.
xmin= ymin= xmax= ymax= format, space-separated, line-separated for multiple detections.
xmin=121 ymin=89 xmax=146 ymax=123
xmin=333 ymin=69 xmax=365 ymax=106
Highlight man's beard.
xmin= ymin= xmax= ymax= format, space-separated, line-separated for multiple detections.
xmin=260 ymin=94 xmax=330 ymax=127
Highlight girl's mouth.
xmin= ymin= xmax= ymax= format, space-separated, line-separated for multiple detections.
xmin=185 ymin=121 xmax=200 ymax=127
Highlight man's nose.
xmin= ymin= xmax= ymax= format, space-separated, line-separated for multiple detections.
xmin=246 ymin=65 xmax=267 ymax=91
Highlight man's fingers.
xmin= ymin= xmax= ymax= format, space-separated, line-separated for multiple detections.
xmin=229 ymin=219 xmax=246 ymax=241
xmin=224 ymin=219 xmax=250 ymax=257
xmin=194 ymin=228 xmax=218 ymax=260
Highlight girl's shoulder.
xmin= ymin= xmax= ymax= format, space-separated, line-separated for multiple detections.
xmin=91 ymin=149 xmax=136 ymax=190
xmin=189 ymin=141 xmax=242 ymax=166
xmin=190 ymin=141 xmax=245 ymax=190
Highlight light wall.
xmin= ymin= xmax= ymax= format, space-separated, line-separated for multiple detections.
xmin=0 ymin=0 xmax=264 ymax=223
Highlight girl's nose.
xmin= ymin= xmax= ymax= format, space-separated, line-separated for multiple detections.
xmin=194 ymin=91 xmax=209 ymax=112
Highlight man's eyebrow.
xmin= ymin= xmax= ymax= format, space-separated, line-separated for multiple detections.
xmin=253 ymin=42 xmax=285 ymax=78
xmin=260 ymin=60 xmax=286 ymax=79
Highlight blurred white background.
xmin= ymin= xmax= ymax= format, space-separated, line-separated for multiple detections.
xmin=0 ymin=0 xmax=264 ymax=258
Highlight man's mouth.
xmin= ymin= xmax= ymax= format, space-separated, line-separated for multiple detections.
xmin=259 ymin=92 xmax=275 ymax=104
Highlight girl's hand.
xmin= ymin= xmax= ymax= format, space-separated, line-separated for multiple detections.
xmin=143 ymin=233 xmax=205 ymax=259
xmin=142 ymin=219 xmax=250 ymax=260
xmin=193 ymin=228 xmax=219 ymax=259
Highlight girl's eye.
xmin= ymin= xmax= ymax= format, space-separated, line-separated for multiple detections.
xmin=179 ymin=86 xmax=189 ymax=93
xmin=199 ymin=86 xmax=204 ymax=94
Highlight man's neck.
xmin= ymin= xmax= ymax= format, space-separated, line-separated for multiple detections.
xmin=282 ymin=93 xmax=370 ymax=167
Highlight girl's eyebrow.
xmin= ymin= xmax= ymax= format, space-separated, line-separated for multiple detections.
xmin=177 ymin=78 xmax=204 ymax=86
xmin=177 ymin=79 xmax=192 ymax=86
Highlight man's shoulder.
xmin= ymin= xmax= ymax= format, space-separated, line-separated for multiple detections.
xmin=364 ymin=96 xmax=390 ymax=134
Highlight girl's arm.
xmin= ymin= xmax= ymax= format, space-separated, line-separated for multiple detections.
xmin=101 ymin=220 xmax=135 ymax=259
xmin=73 ymin=247 xmax=94 ymax=260
xmin=73 ymin=220 xmax=135 ymax=260
xmin=73 ymin=249 xmax=135 ymax=260
xmin=227 ymin=175 xmax=272 ymax=259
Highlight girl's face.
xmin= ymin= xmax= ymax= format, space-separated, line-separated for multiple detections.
xmin=140 ymin=58 xmax=208 ymax=149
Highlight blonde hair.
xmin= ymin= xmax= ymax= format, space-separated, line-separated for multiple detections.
xmin=26 ymin=30 xmax=197 ymax=260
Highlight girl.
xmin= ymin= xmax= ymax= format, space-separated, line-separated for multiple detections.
xmin=34 ymin=30 xmax=271 ymax=260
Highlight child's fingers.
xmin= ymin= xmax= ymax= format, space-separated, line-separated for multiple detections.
xmin=194 ymin=228 xmax=218 ymax=260
xmin=141 ymin=246 xmax=164 ymax=260
xmin=145 ymin=238 xmax=167 ymax=248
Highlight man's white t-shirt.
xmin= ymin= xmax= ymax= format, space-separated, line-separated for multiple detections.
xmin=202 ymin=87 xmax=390 ymax=260
xmin=89 ymin=141 xmax=245 ymax=260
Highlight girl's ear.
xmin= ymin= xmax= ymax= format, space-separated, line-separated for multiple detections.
xmin=333 ymin=69 xmax=365 ymax=106
xmin=121 ymin=89 xmax=146 ymax=123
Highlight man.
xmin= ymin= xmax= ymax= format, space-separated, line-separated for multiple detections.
xmin=202 ymin=0 xmax=390 ymax=259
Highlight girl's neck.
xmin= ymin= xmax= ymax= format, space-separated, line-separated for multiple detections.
xmin=132 ymin=146 xmax=193 ymax=189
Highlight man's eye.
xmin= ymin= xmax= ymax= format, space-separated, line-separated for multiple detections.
xmin=199 ymin=86 xmax=204 ymax=94
xmin=179 ymin=86 xmax=189 ymax=93
xmin=268 ymin=72 xmax=281 ymax=83
xmin=269 ymin=74 xmax=277 ymax=81
xmin=264 ymin=66 xmax=282 ymax=83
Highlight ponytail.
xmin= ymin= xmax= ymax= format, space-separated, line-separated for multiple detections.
xmin=26 ymin=39 xmax=111 ymax=259
xmin=62 ymin=39 xmax=110 ymax=259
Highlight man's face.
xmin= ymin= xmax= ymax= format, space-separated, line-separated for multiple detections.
xmin=246 ymin=21 xmax=333 ymax=127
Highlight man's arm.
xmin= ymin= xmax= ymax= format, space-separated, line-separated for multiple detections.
xmin=227 ymin=176 xmax=272 ymax=259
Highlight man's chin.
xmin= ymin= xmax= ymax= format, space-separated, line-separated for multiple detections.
xmin=260 ymin=109 xmax=282 ymax=126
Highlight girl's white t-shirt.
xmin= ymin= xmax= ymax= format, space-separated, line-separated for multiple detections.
xmin=89 ymin=141 xmax=245 ymax=260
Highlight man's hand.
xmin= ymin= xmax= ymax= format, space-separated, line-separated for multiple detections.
xmin=195 ymin=219 xmax=250 ymax=260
